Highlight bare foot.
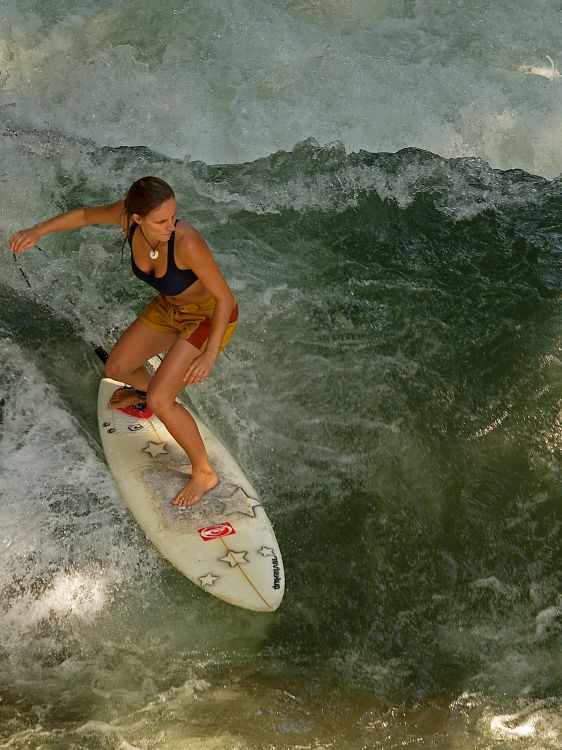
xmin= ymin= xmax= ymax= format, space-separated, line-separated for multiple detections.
xmin=171 ymin=469 xmax=219 ymax=507
xmin=108 ymin=387 xmax=146 ymax=411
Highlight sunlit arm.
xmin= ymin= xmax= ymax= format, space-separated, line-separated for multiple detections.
xmin=176 ymin=227 xmax=236 ymax=383
xmin=8 ymin=201 xmax=124 ymax=254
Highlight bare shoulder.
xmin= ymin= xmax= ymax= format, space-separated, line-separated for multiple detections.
xmin=175 ymin=220 xmax=211 ymax=257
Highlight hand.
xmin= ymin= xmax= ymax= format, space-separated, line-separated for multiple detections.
xmin=183 ymin=351 xmax=217 ymax=385
xmin=8 ymin=226 xmax=42 ymax=254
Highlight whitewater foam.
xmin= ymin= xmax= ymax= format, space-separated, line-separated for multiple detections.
xmin=1 ymin=0 xmax=562 ymax=175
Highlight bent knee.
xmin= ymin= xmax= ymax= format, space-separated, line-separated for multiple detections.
xmin=146 ymin=388 xmax=175 ymax=416
xmin=104 ymin=356 xmax=125 ymax=382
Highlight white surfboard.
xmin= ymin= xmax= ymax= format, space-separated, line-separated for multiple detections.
xmin=97 ymin=378 xmax=284 ymax=612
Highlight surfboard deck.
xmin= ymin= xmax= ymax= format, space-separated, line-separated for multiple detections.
xmin=97 ymin=378 xmax=284 ymax=612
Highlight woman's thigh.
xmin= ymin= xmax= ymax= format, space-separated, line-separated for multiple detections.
xmin=106 ymin=319 xmax=178 ymax=378
xmin=147 ymin=337 xmax=201 ymax=402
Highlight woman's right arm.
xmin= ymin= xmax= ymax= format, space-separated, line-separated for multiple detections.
xmin=8 ymin=200 xmax=125 ymax=254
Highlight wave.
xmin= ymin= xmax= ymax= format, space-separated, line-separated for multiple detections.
xmin=2 ymin=0 xmax=562 ymax=175
xmin=1 ymin=129 xmax=561 ymax=748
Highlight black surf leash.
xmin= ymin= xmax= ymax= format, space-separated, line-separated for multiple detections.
xmin=13 ymin=243 xmax=166 ymax=368
xmin=12 ymin=245 xmax=47 ymax=293
xmin=13 ymin=244 xmax=111 ymax=365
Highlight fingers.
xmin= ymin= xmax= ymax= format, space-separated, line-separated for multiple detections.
xmin=182 ymin=352 xmax=217 ymax=385
xmin=183 ymin=362 xmax=209 ymax=385
xmin=8 ymin=228 xmax=39 ymax=254
xmin=8 ymin=232 xmax=23 ymax=253
xmin=183 ymin=366 xmax=208 ymax=385
xmin=182 ymin=356 xmax=203 ymax=384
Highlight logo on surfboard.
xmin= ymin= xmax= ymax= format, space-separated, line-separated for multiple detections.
xmin=198 ymin=523 xmax=236 ymax=541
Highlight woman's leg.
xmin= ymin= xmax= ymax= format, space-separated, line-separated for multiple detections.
xmin=105 ymin=319 xmax=177 ymax=407
xmin=147 ymin=337 xmax=218 ymax=507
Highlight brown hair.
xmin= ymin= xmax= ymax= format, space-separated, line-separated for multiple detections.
xmin=120 ymin=176 xmax=175 ymax=258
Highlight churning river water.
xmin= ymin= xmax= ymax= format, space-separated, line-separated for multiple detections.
xmin=0 ymin=2 xmax=561 ymax=748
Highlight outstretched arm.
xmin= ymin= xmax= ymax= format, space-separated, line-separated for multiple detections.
xmin=8 ymin=200 xmax=125 ymax=254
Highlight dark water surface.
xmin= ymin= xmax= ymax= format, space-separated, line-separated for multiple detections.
xmin=1 ymin=138 xmax=560 ymax=748
xmin=1 ymin=1 xmax=561 ymax=747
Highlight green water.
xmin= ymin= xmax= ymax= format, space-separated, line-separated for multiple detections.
xmin=1 ymin=138 xmax=560 ymax=748
xmin=1 ymin=0 xmax=562 ymax=744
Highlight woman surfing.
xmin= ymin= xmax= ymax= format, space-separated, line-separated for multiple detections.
xmin=8 ymin=176 xmax=238 ymax=508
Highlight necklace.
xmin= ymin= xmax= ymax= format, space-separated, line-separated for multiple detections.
xmin=139 ymin=226 xmax=160 ymax=260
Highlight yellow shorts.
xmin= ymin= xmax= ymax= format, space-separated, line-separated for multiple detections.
xmin=138 ymin=295 xmax=238 ymax=352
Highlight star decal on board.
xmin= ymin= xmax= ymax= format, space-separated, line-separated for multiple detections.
xmin=199 ymin=573 xmax=219 ymax=587
xmin=219 ymin=487 xmax=261 ymax=517
xmin=258 ymin=546 xmax=275 ymax=557
xmin=142 ymin=441 xmax=168 ymax=458
xmin=219 ymin=550 xmax=249 ymax=567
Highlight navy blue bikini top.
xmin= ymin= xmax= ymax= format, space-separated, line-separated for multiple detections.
xmin=129 ymin=221 xmax=199 ymax=296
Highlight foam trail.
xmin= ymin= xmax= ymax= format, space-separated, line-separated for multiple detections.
xmin=0 ymin=337 xmax=146 ymax=651
xmin=1 ymin=0 xmax=562 ymax=175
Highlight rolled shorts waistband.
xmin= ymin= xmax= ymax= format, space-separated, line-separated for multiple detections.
xmin=138 ymin=295 xmax=238 ymax=352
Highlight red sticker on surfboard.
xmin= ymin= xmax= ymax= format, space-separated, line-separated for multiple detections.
xmin=198 ymin=523 xmax=236 ymax=541
xmin=116 ymin=404 xmax=154 ymax=420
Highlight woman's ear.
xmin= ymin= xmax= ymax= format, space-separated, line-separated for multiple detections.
xmin=132 ymin=213 xmax=142 ymax=224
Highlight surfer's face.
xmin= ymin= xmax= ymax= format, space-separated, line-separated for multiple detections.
xmin=134 ymin=197 xmax=177 ymax=240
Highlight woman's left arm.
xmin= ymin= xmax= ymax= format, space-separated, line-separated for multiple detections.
xmin=177 ymin=229 xmax=236 ymax=384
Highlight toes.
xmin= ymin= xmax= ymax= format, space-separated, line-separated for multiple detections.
xmin=171 ymin=487 xmax=198 ymax=507
xmin=171 ymin=489 xmax=192 ymax=506
xmin=170 ymin=474 xmax=217 ymax=508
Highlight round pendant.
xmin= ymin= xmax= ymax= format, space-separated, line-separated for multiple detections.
xmin=150 ymin=249 xmax=159 ymax=260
